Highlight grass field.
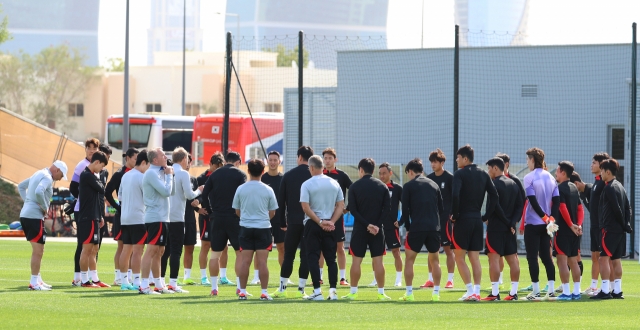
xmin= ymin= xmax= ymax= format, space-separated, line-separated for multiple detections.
xmin=0 ymin=239 xmax=638 ymax=329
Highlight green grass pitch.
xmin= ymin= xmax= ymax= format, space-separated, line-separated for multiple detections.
xmin=0 ymin=240 xmax=638 ymax=329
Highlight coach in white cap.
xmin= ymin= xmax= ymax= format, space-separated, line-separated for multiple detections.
xmin=18 ymin=160 xmax=68 ymax=291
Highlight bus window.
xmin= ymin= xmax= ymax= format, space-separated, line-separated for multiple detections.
xmin=163 ymin=130 xmax=193 ymax=153
xmin=107 ymin=123 xmax=152 ymax=149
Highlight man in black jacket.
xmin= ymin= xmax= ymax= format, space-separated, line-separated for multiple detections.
xmin=591 ymin=159 xmax=632 ymax=300
xmin=482 ymin=157 xmax=523 ymax=301
xmin=77 ymin=151 xmax=108 ymax=288
xmin=399 ymin=158 xmax=443 ymax=302
xmin=342 ymin=158 xmax=390 ymax=300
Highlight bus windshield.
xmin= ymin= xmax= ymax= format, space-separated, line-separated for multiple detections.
xmin=107 ymin=123 xmax=152 ymax=149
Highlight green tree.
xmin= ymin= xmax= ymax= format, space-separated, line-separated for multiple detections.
xmin=201 ymin=103 xmax=220 ymax=114
xmin=0 ymin=51 xmax=33 ymax=114
xmin=0 ymin=4 xmax=12 ymax=46
xmin=261 ymin=44 xmax=309 ymax=68
xmin=105 ymin=57 xmax=124 ymax=72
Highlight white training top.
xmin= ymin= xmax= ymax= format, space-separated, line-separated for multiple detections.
xmin=142 ymin=164 xmax=175 ymax=223
xmin=18 ymin=168 xmax=54 ymax=219
xmin=232 ymin=180 xmax=278 ymax=229
xmin=300 ymin=174 xmax=344 ymax=225
xmin=119 ymin=168 xmax=145 ymax=225
xmin=169 ymin=163 xmax=201 ymax=222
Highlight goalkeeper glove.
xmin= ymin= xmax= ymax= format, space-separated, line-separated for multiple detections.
xmin=546 ymin=221 xmax=559 ymax=237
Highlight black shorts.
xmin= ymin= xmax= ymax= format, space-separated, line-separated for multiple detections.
xmin=553 ymin=234 xmax=579 ymax=257
xmin=405 ymin=231 xmax=440 ymax=253
xmin=112 ymin=213 xmax=122 ymax=241
xmin=145 ymin=222 xmax=169 ymax=246
xmin=121 ymin=224 xmax=147 ymax=245
xmin=199 ymin=216 xmax=212 ymax=242
xmin=485 ymin=231 xmax=517 ymax=256
xmin=20 ymin=218 xmax=46 ymax=244
xmin=349 ymin=229 xmax=385 ymax=258
xmin=210 ymin=215 xmax=240 ymax=251
xmin=77 ymin=220 xmax=100 ymax=245
xmin=239 ymin=227 xmax=273 ymax=251
xmin=590 ymin=227 xmax=601 ymax=252
xmin=384 ymin=228 xmax=401 ymax=250
xmin=440 ymin=218 xmax=452 ymax=247
xmin=600 ymin=230 xmax=625 ymax=260
xmin=184 ymin=221 xmax=197 ymax=246
xmin=271 ymin=219 xmax=285 ymax=244
xmin=451 ymin=218 xmax=484 ymax=251
xmin=333 ymin=218 xmax=346 ymax=242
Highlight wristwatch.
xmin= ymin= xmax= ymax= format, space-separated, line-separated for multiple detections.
xmin=318 ymin=219 xmax=324 ymax=226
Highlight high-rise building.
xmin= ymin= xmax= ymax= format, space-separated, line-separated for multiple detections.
xmin=148 ymin=0 xmax=204 ymax=65
xmin=455 ymin=0 xmax=529 ymax=46
xmin=0 ymin=0 xmax=100 ymax=66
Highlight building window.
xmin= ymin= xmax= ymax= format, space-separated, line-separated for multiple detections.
xmin=264 ymin=103 xmax=282 ymax=113
xmin=146 ymin=103 xmax=162 ymax=113
xmin=185 ymin=103 xmax=200 ymax=116
xmin=68 ymin=104 xmax=84 ymax=117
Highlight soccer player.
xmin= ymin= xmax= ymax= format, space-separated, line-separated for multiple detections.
xmin=105 ymin=147 xmax=138 ymax=286
xmin=233 ymin=159 xmax=279 ymax=300
xmin=522 ymin=147 xmax=559 ymax=301
xmin=553 ymin=161 xmax=583 ymax=301
xmin=77 ymin=151 xmax=109 ymax=288
xmin=591 ymin=159 xmax=632 ymax=299
xmin=342 ymin=158 xmax=390 ymax=300
xmin=18 ymin=160 xmax=68 ymax=290
xmin=482 ymin=157 xmax=523 ymax=301
xmin=161 ymin=147 xmax=203 ymax=293
xmin=201 ymin=151 xmax=247 ymax=296
xmin=182 ymin=154 xmax=201 ymax=285
xmin=118 ymin=150 xmax=150 ymax=291
xmin=369 ymin=162 xmax=403 ymax=287
xmin=273 ymin=146 xmax=313 ymax=299
xmin=569 ymin=171 xmax=586 ymax=284
xmin=573 ymin=152 xmax=610 ymax=295
xmin=423 ymin=148 xmax=455 ymax=289
xmin=398 ymin=158 xmax=443 ymax=302
xmin=320 ymin=148 xmax=352 ymax=285
xmin=71 ymin=137 xmax=99 ymax=286
xmin=96 ymin=144 xmax=112 ymax=259
xmin=301 ymin=155 xmax=345 ymax=301
xmin=451 ymin=145 xmax=499 ymax=301
xmin=139 ymin=148 xmax=174 ymax=294
xmin=250 ymin=150 xmax=285 ymax=285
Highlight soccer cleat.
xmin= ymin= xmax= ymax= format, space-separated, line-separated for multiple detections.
xmin=541 ymin=292 xmax=556 ymax=301
xmin=238 ymin=293 xmax=247 ymax=300
xmin=583 ymin=287 xmax=599 ymax=296
xmin=445 ymin=281 xmax=454 ymax=289
xmin=113 ymin=279 xmax=122 ymax=286
xmin=378 ymin=293 xmax=392 ymax=301
xmin=120 ymin=283 xmax=137 ymax=291
xmin=271 ymin=290 xmax=287 ymax=298
xmin=72 ymin=279 xmax=82 ymax=287
xmin=167 ymin=285 xmax=189 ymax=293
xmin=420 ymin=280 xmax=435 ymax=288
xmin=556 ymin=293 xmax=572 ymax=301
xmin=182 ymin=278 xmax=196 ymax=285
xmin=93 ymin=281 xmax=111 ymax=288
xmin=611 ymin=291 xmax=624 ymax=299
xmin=431 ymin=294 xmax=440 ymax=302
xmin=29 ymin=284 xmax=52 ymax=291
xmin=540 ymin=284 xmax=549 ymax=293
xmin=296 ymin=290 xmax=309 ymax=299
xmin=464 ymin=294 xmax=481 ymax=301
xmin=554 ymin=285 xmax=562 ymax=294
xmin=590 ymin=291 xmax=612 ymax=300
xmin=81 ymin=281 xmax=99 ymax=288
xmin=481 ymin=294 xmax=501 ymax=301
xmin=368 ymin=280 xmax=378 ymax=287
xmin=200 ymin=277 xmax=211 ymax=286
xmin=342 ymin=293 xmax=358 ymax=300
xmin=520 ymin=284 xmax=533 ymax=292
xmin=327 ymin=292 xmax=338 ymax=300
xmin=340 ymin=278 xmax=349 ymax=286
xmin=236 ymin=289 xmax=252 ymax=297
xmin=458 ymin=292 xmax=470 ymax=301
xmin=306 ymin=292 xmax=324 ymax=301
xmin=250 ymin=278 xmax=261 ymax=285
xmin=39 ymin=282 xmax=52 ymax=289
xmin=394 ymin=281 xmax=403 ymax=287
xmin=525 ymin=292 xmax=541 ymax=301
xmin=504 ymin=293 xmax=518 ymax=301
xmin=571 ymin=293 xmax=581 ymax=300
xmin=399 ymin=293 xmax=415 ymax=301
xmin=154 ymin=287 xmax=175 ymax=294
xmin=139 ymin=287 xmax=160 ymax=295
xmin=210 ymin=289 xmax=218 ymax=296
xmin=219 ymin=277 xmax=234 ymax=285
xmin=260 ymin=293 xmax=273 ymax=301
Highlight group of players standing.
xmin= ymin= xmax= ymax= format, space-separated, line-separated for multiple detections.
xmin=18 ymin=137 xmax=632 ymax=302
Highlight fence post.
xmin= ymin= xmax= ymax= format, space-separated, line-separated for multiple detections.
xmin=298 ymin=31 xmax=304 ymax=148
xmin=631 ymin=22 xmax=637 ymax=258
xmin=453 ymin=25 xmax=459 ymax=173
xmin=122 ymin=0 xmax=130 ymax=159
xmin=223 ymin=32 xmax=232 ymax=155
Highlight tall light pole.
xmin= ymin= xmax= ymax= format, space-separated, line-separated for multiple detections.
xmin=123 ymin=0 xmax=130 ymax=157
xmin=421 ymin=0 xmax=424 ymax=48
xmin=218 ymin=12 xmax=240 ymax=113
xmin=181 ymin=0 xmax=186 ymax=116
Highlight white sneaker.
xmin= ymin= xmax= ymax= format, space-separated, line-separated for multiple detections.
xmin=154 ymin=287 xmax=175 ymax=294
xmin=113 ymin=279 xmax=122 ymax=286
xmin=250 ymin=278 xmax=261 ymax=285
xmin=394 ymin=281 xmax=403 ymax=287
xmin=327 ymin=292 xmax=338 ymax=300
xmin=72 ymin=279 xmax=82 ymax=287
xmin=139 ymin=287 xmax=160 ymax=295
xmin=368 ymin=280 xmax=377 ymax=287
xmin=306 ymin=292 xmax=324 ymax=301
xmin=458 ymin=292 xmax=471 ymax=301
xmin=39 ymin=282 xmax=52 ymax=289
xmin=29 ymin=284 xmax=52 ymax=291
xmin=583 ymin=287 xmax=599 ymax=296
xmin=168 ymin=285 xmax=189 ymax=293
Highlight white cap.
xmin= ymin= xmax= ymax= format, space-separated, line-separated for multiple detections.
xmin=52 ymin=160 xmax=69 ymax=180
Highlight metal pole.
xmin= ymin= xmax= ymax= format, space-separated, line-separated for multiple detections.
xmin=181 ymin=0 xmax=186 ymax=116
xmin=298 ymin=30 xmax=304 ymax=148
xmin=222 ymin=32 xmax=232 ymax=155
xmin=630 ymin=22 xmax=637 ymax=258
xmin=236 ymin=15 xmax=240 ymax=113
xmin=421 ymin=0 xmax=424 ymax=48
xmin=453 ymin=25 xmax=459 ymax=173
xmin=123 ymin=0 xmax=130 ymax=157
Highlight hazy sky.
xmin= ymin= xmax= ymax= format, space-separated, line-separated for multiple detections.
xmin=98 ymin=0 xmax=640 ymax=67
